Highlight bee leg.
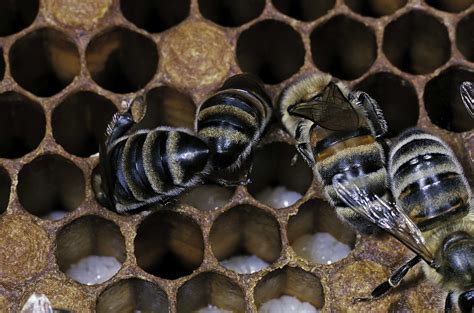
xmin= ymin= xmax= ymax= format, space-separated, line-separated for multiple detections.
xmin=353 ymin=256 xmax=421 ymax=303
xmin=349 ymin=91 xmax=388 ymax=138
xmin=294 ymin=122 xmax=315 ymax=167
xmin=458 ymin=290 xmax=474 ymax=313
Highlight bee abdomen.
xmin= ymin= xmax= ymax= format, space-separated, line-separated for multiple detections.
xmin=122 ymin=132 xmax=157 ymax=201
xmin=197 ymin=75 xmax=271 ymax=170
xmin=109 ymin=128 xmax=210 ymax=208
xmin=142 ymin=129 xmax=210 ymax=191
xmin=317 ymin=141 xmax=388 ymax=233
xmin=389 ymin=129 xmax=471 ymax=231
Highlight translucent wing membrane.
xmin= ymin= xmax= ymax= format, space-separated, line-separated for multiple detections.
xmin=334 ymin=182 xmax=436 ymax=267
xmin=288 ymin=82 xmax=359 ymax=131
xmin=460 ymin=81 xmax=474 ymax=118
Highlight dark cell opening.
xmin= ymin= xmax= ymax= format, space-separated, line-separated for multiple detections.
xmin=176 ymin=272 xmax=245 ymax=313
xmin=272 ymin=0 xmax=335 ymax=21
xmin=97 ymin=278 xmax=169 ymax=313
xmin=383 ymin=10 xmax=450 ymax=75
xmin=236 ymin=20 xmax=305 ymax=84
xmin=52 ymin=92 xmax=117 ymax=157
xmin=425 ymin=0 xmax=473 ymax=13
xmin=135 ymin=210 xmax=204 ymax=280
xmin=199 ymin=0 xmax=265 ymax=27
xmin=17 ymin=155 xmax=85 ymax=218
xmin=310 ymin=15 xmax=377 ymax=80
xmin=0 ymin=0 xmax=39 ymax=37
xmin=0 ymin=92 xmax=45 ymax=158
xmin=0 ymin=168 xmax=10 ymax=215
xmin=120 ymin=0 xmax=190 ymax=33
xmin=86 ymin=27 xmax=158 ymax=93
xmin=456 ymin=13 xmax=474 ymax=63
xmin=345 ymin=0 xmax=407 ymax=17
xmin=10 ymin=28 xmax=80 ymax=97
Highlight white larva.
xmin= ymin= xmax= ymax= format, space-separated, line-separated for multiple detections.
xmin=255 ymin=186 xmax=302 ymax=208
xmin=220 ymin=255 xmax=269 ymax=274
xmin=292 ymin=232 xmax=351 ymax=264
xmin=258 ymin=295 xmax=319 ymax=313
xmin=65 ymin=255 xmax=121 ymax=285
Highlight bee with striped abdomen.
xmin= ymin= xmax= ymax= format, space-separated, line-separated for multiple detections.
xmin=279 ymin=73 xmax=388 ymax=233
xmin=196 ymin=73 xmax=272 ymax=185
xmin=93 ymin=97 xmax=211 ymax=214
xmin=336 ymin=128 xmax=473 ymax=312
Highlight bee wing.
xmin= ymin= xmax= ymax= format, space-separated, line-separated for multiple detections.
xmin=288 ymin=82 xmax=360 ymax=131
xmin=334 ymin=182 xmax=436 ymax=266
xmin=460 ymin=81 xmax=474 ymax=118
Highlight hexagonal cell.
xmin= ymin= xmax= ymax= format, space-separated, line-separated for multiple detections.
xmin=56 ymin=215 xmax=125 ymax=285
xmin=210 ymin=205 xmax=281 ymax=274
xmin=199 ymin=0 xmax=265 ymax=27
xmin=457 ymin=13 xmax=474 ymax=63
xmin=17 ymin=155 xmax=85 ymax=219
xmin=236 ymin=20 xmax=305 ymax=84
xmin=0 ymin=167 xmax=10 ymax=215
xmin=0 ymin=92 xmax=45 ymax=158
xmin=383 ymin=10 xmax=450 ymax=75
xmin=135 ymin=210 xmax=204 ymax=280
xmin=425 ymin=0 xmax=472 ymax=13
xmin=176 ymin=272 xmax=245 ymax=313
xmin=120 ymin=0 xmax=190 ymax=33
xmin=136 ymin=86 xmax=195 ymax=130
xmin=310 ymin=15 xmax=376 ymax=80
xmin=0 ymin=0 xmax=39 ymax=37
xmin=9 ymin=28 xmax=80 ymax=97
xmin=355 ymin=72 xmax=419 ymax=137
xmin=272 ymin=0 xmax=335 ymax=21
xmin=180 ymin=184 xmax=235 ymax=211
xmin=52 ymin=92 xmax=117 ymax=157
xmin=86 ymin=27 xmax=158 ymax=93
xmin=424 ymin=67 xmax=474 ymax=133
xmin=344 ymin=0 xmax=407 ymax=17
xmin=288 ymin=199 xmax=356 ymax=265
xmin=96 ymin=278 xmax=169 ymax=313
xmin=248 ymin=143 xmax=312 ymax=208
xmin=254 ymin=266 xmax=324 ymax=312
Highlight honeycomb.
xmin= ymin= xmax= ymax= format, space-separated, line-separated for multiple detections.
xmin=0 ymin=0 xmax=473 ymax=312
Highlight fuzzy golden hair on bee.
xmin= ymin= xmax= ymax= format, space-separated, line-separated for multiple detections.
xmin=195 ymin=73 xmax=272 ymax=183
xmin=279 ymin=73 xmax=333 ymax=137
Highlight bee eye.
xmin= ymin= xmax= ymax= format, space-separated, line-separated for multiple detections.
xmin=423 ymin=154 xmax=432 ymax=160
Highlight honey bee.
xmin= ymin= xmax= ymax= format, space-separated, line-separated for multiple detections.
xmin=460 ymin=81 xmax=473 ymax=118
xmin=196 ymin=73 xmax=272 ymax=185
xmin=93 ymin=97 xmax=212 ymax=214
xmin=336 ymin=128 xmax=473 ymax=312
xmin=279 ymin=73 xmax=389 ymax=233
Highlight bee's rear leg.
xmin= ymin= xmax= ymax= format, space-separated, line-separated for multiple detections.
xmin=353 ymin=256 xmax=421 ymax=303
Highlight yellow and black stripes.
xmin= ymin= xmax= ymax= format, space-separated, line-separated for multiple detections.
xmin=107 ymin=127 xmax=211 ymax=213
xmin=315 ymin=138 xmax=388 ymax=233
xmin=196 ymin=73 xmax=271 ymax=171
xmin=389 ymin=128 xmax=471 ymax=231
